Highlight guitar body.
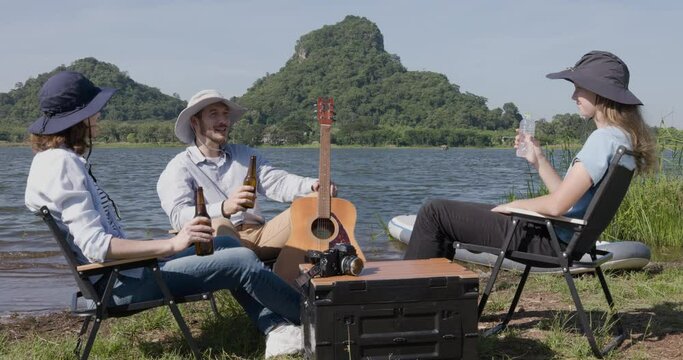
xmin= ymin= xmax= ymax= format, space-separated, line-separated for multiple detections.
xmin=274 ymin=196 xmax=365 ymax=284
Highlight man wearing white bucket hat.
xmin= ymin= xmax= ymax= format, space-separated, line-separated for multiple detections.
xmin=157 ymin=89 xmax=333 ymax=284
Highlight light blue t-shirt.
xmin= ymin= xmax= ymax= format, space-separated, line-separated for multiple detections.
xmin=558 ymin=126 xmax=635 ymax=242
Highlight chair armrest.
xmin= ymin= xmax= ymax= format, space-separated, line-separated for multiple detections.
xmin=77 ymin=256 xmax=159 ymax=274
xmin=507 ymin=207 xmax=587 ymax=226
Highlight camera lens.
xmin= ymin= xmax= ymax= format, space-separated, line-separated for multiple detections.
xmin=340 ymin=255 xmax=364 ymax=276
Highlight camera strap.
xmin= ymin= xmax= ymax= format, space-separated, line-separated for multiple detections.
xmin=295 ymin=264 xmax=322 ymax=296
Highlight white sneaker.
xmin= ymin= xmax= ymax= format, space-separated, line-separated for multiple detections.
xmin=265 ymin=324 xmax=304 ymax=358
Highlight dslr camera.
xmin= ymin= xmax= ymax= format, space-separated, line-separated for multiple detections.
xmin=306 ymin=243 xmax=364 ymax=278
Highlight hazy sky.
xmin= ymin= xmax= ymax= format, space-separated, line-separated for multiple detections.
xmin=1 ymin=0 xmax=681 ymax=128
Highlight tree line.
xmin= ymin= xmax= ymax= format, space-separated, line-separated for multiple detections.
xmin=4 ymin=115 xmax=677 ymax=147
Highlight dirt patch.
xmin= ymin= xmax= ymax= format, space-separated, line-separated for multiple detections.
xmin=0 ymin=311 xmax=82 ymax=341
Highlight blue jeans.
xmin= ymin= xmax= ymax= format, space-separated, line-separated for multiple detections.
xmin=103 ymin=236 xmax=301 ymax=333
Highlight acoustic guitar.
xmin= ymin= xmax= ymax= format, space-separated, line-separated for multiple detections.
xmin=273 ymin=97 xmax=366 ymax=284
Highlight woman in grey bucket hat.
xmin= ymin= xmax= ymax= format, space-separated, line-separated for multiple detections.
xmin=546 ymin=50 xmax=642 ymax=105
xmin=406 ymin=50 xmax=656 ymax=270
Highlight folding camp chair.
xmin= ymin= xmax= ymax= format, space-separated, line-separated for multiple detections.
xmin=37 ymin=206 xmax=219 ymax=360
xmin=455 ymin=146 xmax=634 ymax=358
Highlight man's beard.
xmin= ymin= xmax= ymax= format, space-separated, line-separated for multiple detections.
xmin=198 ymin=122 xmax=229 ymax=146
xmin=207 ymin=131 xmax=228 ymax=145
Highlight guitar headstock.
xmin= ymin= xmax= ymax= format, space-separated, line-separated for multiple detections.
xmin=316 ymin=97 xmax=335 ymax=125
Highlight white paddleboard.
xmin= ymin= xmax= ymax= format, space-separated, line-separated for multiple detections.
xmin=388 ymin=214 xmax=650 ymax=273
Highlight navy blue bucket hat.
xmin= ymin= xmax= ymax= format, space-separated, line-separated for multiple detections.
xmin=546 ymin=50 xmax=642 ymax=105
xmin=28 ymin=71 xmax=117 ymax=135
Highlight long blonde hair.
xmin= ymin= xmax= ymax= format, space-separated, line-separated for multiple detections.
xmin=595 ymin=95 xmax=657 ymax=174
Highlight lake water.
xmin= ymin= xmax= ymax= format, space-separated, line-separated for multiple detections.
xmin=0 ymin=146 xmax=538 ymax=314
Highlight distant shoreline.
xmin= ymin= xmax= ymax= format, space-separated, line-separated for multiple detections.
xmin=0 ymin=141 xmax=521 ymax=150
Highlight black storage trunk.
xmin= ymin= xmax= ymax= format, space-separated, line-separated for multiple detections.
xmin=301 ymin=259 xmax=479 ymax=360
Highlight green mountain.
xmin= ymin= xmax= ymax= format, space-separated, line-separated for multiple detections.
xmin=1 ymin=16 xmax=522 ymax=146
xmin=0 ymin=57 xmax=185 ymax=123
xmin=235 ymin=15 xmax=522 ymax=145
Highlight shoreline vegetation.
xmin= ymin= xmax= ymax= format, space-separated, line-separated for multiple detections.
xmin=0 ymin=141 xmax=531 ymax=150
xmin=1 ymin=119 xmax=680 ymax=148
xmin=0 ymin=138 xmax=579 ymax=150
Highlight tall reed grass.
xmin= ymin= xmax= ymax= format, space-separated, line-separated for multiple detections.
xmin=604 ymin=174 xmax=682 ymax=247
xmin=603 ymin=124 xmax=683 ymax=247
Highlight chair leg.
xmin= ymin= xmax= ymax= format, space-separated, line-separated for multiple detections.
xmin=595 ymin=266 xmax=626 ymax=355
xmin=167 ymin=301 xmax=202 ymax=360
xmin=477 ymin=253 xmax=502 ymax=318
xmin=73 ymin=316 xmax=91 ymax=359
xmin=475 ymin=219 xmax=520 ymax=319
xmin=208 ymin=292 xmax=220 ymax=317
xmin=483 ymin=265 xmax=531 ymax=337
xmin=79 ymin=316 xmax=102 ymax=360
xmin=562 ymin=267 xmax=624 ymax=358
xmin=150 ymin=265 xmax=202 ymax=360
xmin=76 ymin=272 xmax=115 ymax=360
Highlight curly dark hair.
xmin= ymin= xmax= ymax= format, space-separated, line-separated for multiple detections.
xmin=30 ymin=121 xmax=90 ymax=155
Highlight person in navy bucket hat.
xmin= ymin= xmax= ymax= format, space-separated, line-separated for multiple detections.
xmin=28 ymin=71 xmax=117 ymax=135
xmin=24 ymin=71 xmax=306 ymax=358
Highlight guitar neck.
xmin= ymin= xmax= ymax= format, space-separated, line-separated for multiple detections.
xmin=318 ymin=124 xmax=331 ymax=218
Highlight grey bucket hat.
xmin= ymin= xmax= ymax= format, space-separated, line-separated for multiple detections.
xmin=546 ymin=50 xmax=642 ymax=105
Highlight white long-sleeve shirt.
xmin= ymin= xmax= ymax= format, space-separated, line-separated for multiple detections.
xmin=25 ymin=148 xmax=126 ymax=265
xmin=157 ymin=144 xmax=316 ymax=231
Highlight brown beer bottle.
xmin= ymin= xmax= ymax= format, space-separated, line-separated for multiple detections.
xmin=194 ymin=186 xmax=214 ymax=256
xmin=242 ymin=155 xmax=257 ymax=209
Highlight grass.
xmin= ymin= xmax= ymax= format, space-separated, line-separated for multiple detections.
xmin=475 ymin=262 xmax=683 ymax=359
xmin=2 ymin=263 xmax=682 ymax=359
xmin=603 ymin=174 xmax=683 ymax=248
xmin=0 ymin=291 xmax=278 ymax=360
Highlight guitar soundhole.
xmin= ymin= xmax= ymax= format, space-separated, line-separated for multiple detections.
xmin=312 ymin=218 xmax=335 ymax=240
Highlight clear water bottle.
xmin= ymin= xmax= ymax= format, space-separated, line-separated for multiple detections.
xmin=516 ymin=115 xmax=536 ymax=157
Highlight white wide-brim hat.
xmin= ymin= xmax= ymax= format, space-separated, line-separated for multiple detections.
xmin=175 ymin=89 xmax=247 ymax=144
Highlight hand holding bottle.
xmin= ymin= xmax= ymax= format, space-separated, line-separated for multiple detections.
xmin=242 ymin=155 xmax=258 ymax=209
xmin=194 ymin=187 xmax=214 ymax=256
xmin=171 ymin=216 xmax=214 ymax=255
xmin=516 ymin=115 xmax=536 ymax=158
xmin=221 ymin=185 xmax=257 ymax=216
xmin=515 ymin=128 xmax=543 ymax=167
